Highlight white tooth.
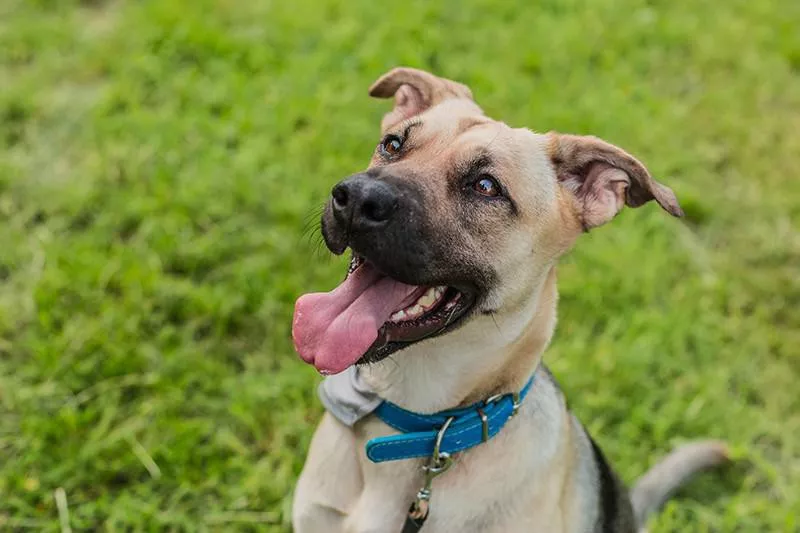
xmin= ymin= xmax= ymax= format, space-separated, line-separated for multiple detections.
xmin=408 ymin=305 xmax=424 ymax=317
xmin=391 ymin=310 xmax=406 ymax=321
xmin=418 ymin=289 xmax=436 ymax=308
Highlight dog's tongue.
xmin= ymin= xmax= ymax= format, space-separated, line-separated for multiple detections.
xmin=292 ymin=264 xmax=420 ymax=374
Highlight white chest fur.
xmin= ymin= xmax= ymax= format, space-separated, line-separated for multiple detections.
xmin=336 ymin=375 xmax=597 ymax=533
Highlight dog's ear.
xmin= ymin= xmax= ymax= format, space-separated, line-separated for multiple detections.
xmin=369 ymin=67 xmax=475 ymax=129
xmin=547 ymin=133 xmax=683 ymax=229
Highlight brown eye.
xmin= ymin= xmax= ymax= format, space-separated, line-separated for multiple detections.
xmin=473 ymin=175 xmax=500 ymax=197
xmin=380 ymin=135 xmax=403 ymax=156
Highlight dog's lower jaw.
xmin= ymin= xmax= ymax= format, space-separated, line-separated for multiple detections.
xmin=355 ymin=288 xmax=479 ymax=367
xmin=359 ymin=267 xmax=559 ymax=413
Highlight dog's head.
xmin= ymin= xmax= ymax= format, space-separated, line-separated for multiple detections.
xmin=293 ymin=68 xmax=682 ymax=374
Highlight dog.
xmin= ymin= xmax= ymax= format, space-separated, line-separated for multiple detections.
xmin=291 ymin=67 xmax=728 ymax=533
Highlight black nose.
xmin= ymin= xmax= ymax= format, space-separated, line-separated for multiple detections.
xmin=331 ymin=174 xmax=398 ymax=229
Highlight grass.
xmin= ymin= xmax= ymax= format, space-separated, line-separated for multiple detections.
xmin=0 ymin=0 xmax=798 ymax=531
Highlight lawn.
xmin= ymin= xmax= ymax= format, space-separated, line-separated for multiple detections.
xmin=0 ymin=0 xmax=798 ymax=531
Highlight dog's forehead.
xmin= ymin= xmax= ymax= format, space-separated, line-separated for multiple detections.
xmin=415 ymin=100 xmax=499 ymax=137
xmin=417 ymin=109 xmax=545 ymax=173
xmin=426 ymin=114 xmax=556 ymax=212
xmin=411 ymin=103 xmax=536 ymax=157
xmin=405 ymin=110 xmax=513 ymax=160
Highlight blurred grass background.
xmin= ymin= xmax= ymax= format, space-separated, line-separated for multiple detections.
xmin=1 ymin=0 xmax=798 ymax=531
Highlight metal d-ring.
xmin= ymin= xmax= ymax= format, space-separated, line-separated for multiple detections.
xmin=484 ymin=393 xmax=504 ymax=405
xmin=430 ymin=416 xmax=455 ymax=470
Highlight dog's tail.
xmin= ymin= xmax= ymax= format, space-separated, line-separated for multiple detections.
xmin=631 ymin=440 xmax=729 ymax=529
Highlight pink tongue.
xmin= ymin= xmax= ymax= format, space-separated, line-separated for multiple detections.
xmin=292 ymin=264 xmax=421 ymax=374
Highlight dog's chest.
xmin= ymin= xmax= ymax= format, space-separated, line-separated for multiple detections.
xmin=343 ymin=452 xmax=572 ymax=533
xmin=422 ymin=459 xmax=571 ymax=533
xmin=344 ymin=406 xmax=586 ymax=533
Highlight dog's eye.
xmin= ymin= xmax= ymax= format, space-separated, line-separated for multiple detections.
xmin=379 ymin=135 xmax=403 ymax=156
xmin=473 ymin=175 xmax=501 ymax=197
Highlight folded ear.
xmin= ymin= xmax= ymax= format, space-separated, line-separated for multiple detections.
xmin=369 ymin=67 xmax=475 ymax=130
xmin=547 ymin=133 xmax=684 ymax=230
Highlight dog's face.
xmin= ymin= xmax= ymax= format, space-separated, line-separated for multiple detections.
xmin=293 ymin=68 xmax=682 ymax=374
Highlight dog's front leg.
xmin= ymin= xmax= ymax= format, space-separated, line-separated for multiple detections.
xmin=293 ymin=413 xmax=363 ymax=533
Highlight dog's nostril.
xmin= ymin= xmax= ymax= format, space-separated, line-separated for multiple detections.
xmin=361 ymin=200 xmax=380 ymax=221
xmin=331 ymin=185 xmax=349 ymax=210
xmin=332 ymin=176 xmax=398 ymax=226
xmin=361 ymin=198 xmax=395 ymax=222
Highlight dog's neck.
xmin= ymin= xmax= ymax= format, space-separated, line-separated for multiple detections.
xmin=361 ymin=267 xmax=559 ymax=413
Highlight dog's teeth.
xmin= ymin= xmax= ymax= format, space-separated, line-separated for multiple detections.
xmin=418 ymin=288 xmax=437 ymax=308
xmin=391 ymin=310 xmax=407 ymax=321
xmin=390 ymin=287 xmax=450 ymax=323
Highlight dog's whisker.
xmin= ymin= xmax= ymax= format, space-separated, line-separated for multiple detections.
xmin=488 ymin=311 xmax=502 ymax=334
xmin=385 ymin=355 xmax=401 ymax=371
xmin=302 ymin=224 xmax=322 ymax=242
xmin=482 ymin=129 xmax=502 ymax=151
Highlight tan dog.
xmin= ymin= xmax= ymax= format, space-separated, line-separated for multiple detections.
xmin=291 ymin=68 xmax=728 ymax=533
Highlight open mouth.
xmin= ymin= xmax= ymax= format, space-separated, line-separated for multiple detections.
xmin=349 ymin=255 xmax=474 ymax=364
xmin=292 ymin=253 xmax=475 ymax=375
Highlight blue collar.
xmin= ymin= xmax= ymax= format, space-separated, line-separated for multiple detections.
xmin=366 ymin=372 xmax=537 ymax=463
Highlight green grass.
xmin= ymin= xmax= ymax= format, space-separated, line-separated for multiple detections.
xmin=0 ymin=0 xmax=798 ymax=531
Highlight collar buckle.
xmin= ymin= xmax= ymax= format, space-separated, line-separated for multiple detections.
xmin=510 ymin=391 xmax=522 ymax=417
xmin=484 ymin=390 xmax=522 ymax=418
xmin=476 ymin=407 xmax=489 ymax=442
